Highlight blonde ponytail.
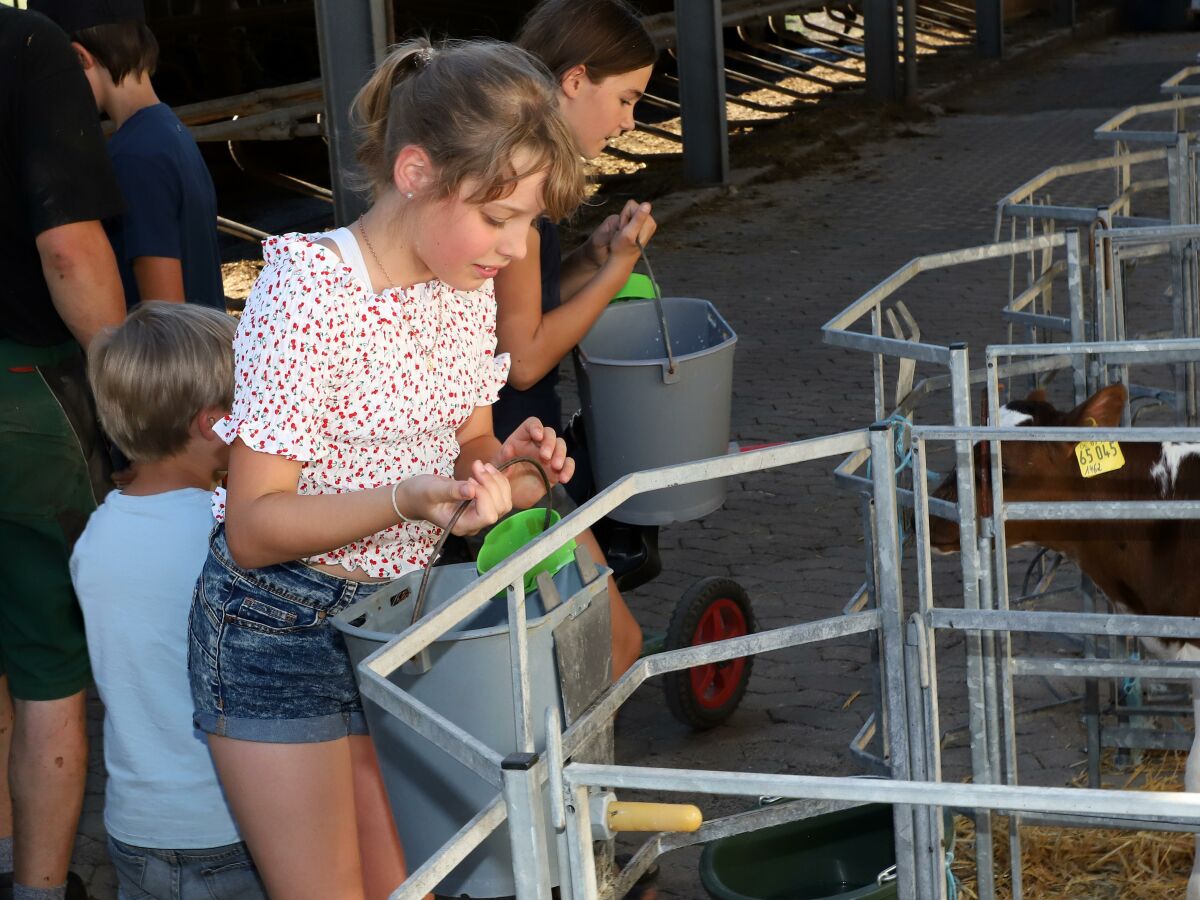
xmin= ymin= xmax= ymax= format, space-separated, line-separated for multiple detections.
xmin=350 ymin=39 xmax=432 ymax=191
xmin=345 ymin=38 xmax=586 ymax=220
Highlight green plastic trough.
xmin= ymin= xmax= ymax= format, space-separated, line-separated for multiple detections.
xmin=700 ymin=803 xmax=954 ymax=900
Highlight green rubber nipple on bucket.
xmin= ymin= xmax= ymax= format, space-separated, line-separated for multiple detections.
xmin=611 ymin=272 xmax=657 ymax=303
xmin=476 ymin=508 xmax=577 ymax=594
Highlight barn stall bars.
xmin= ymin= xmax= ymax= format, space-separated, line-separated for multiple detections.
xmin=1092 ymin=87 xmax=1200 ymax=368
xmin=993 ymin=150 xmax=1171 ymax=243
xmin=1066 ymin=224 xmax=1200 ymax=780
xmin=1094 ymin=93 xmax=1200 ymax=229
xmin=992 ymin=64 xmax=1200 ymax=375
xmin=1164 ymin=65 xmax=1200 ymax=103
xmin=983 ymin=214 xmax=1200 ymax=427
xmin=341 ymin=414 xmax=1200 ymax=900
xmin=192 ymin=0 xmax=940 ymax=231
xmin=352 ymin=428 xmax=920 ymax=899
xmin=985 ymin=91 xmax=1200 ymax=788
xmin=826 ymin=207 xmax=1200 ymax=785
xmin=818 ymin=224 xmax=1200 ymax=892
xmin=171 ymin=0 xmax=1008 ymax=236
xmin=993 ymin=72 xmax=1200 ymax=351
xmin=900 ymin=336 xmax=1200 ymax=900
xmin=984 ymin=68 xmax=1200 ymax=378
xmin=991 ymin=149 xmax=1170 ymax=353
xmin=822 ymin=320 xmax=1200 ymax=899
xmin=998 ymin=63 xmax=1200 ymax=249
xmin=821 ymin=229 xmax=1087 ymax=425
xmin=1092 ymin=223 xmax=1200 ymax=425
xmin=822 ymin=229 xmax=1094 ymax=896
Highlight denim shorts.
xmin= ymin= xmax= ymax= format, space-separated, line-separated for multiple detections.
xmin=107 ymin=836 xmax=266 ymax=900
xmin=188 ymin=524 xmax=375 ymax=743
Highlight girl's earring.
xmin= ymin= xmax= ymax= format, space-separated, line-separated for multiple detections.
xmin=405 ymin=191 xmax=414 ymax=200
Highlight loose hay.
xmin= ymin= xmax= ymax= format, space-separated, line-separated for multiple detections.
xmin=951 ymin=751 xmax=1193 ymax=898
xmin=221 ymin=259 xmax=264 ymax=314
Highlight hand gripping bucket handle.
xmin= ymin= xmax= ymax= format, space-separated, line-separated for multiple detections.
xmin=408 ymin=456 xmax=553 ymax=626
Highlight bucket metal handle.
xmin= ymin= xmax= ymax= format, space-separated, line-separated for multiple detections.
xmin=636 ymin=239 xmax=680 ymax=384
xmin=409 ymin=456 xmax=554 ymax=626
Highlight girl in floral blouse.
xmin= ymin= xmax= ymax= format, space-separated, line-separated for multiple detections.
xmin=187 ymin=39 xmax=586 ymax=899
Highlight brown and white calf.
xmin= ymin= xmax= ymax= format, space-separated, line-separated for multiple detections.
xmin=929 ymin=382 xmax=1200 ymax=896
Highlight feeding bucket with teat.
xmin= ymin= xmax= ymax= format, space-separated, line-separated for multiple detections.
xmin=332 ymin=463 xmax=612 ymax=898
xmin=575 ymin=257 xmax=736 ymax=525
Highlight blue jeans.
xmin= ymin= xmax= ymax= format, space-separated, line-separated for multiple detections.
xmin=107 ymin=836 xmax=266 ymax=900
xmin=188 ymin=524 xmax=372 ymax=742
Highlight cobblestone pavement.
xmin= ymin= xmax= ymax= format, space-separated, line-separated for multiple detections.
xmin=68 ymin=24 xmax=1200 ymax=900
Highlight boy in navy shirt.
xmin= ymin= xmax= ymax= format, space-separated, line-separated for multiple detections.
xmin=31 ymin=0 xmax=225 ymax=311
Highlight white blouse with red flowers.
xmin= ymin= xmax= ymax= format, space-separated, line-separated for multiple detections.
xmin=213 ymin=232 xmax=510 ymax=579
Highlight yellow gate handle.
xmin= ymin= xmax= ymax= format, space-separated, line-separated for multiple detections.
xmin=606 ymin=801 xmax=703 ymax=833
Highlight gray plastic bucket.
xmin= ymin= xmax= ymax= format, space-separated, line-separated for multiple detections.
xmin=334 ymin=560 xmax=610 ymax=899
xmin=575 ymin=297 xmax=736 ymax=525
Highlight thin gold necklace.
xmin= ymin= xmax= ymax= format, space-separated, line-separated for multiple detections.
xmin=357 ymin=216 xmax=442 ymax=371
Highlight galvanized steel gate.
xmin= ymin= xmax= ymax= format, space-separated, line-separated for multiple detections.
xmin=356 ymin=64 xmax=1200 ymax=900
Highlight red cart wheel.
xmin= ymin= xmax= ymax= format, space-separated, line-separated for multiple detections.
xmin=664 ymin=577 xmax=756 ymax=729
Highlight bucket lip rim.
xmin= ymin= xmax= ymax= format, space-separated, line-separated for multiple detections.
xmin=330 ymin=562 xmax=585 ymax=641
xmin=578 ymin=296 xmax=738 ymax=367
xmin=334 ymin=611 xmax=561 ymax=643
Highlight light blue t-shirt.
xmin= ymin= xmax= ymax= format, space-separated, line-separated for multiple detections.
xmin=70 ymin=488 xmax=240 ymax=849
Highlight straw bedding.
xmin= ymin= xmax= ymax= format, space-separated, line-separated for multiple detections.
xmin=951 ymin=750 xmax=1193 ymax=898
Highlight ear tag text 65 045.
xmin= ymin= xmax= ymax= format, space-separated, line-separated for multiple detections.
xmin=1075 ymin=418 xmax=1124 ymax=478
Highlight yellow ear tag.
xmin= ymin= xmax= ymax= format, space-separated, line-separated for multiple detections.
xmin=1075 ymin=417 xmax=1125 ymax=478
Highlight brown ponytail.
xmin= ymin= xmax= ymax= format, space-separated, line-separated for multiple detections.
xmin=516 ymin=0 xmax=657 ymax=83
xmin=348 ymin=38 xmax=586 ymax=220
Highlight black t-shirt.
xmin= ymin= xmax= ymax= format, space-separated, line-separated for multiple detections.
xmin=0 ymin=7 xmax=123 ymax=346
xmin=491 ymin=217 xmax=564 ymax=439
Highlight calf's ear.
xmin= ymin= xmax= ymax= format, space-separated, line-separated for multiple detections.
xmin=1069 ymin=382 xmax=1127 ymax=428
xmin=1026 ymin=388 xmax=1048 ymax=403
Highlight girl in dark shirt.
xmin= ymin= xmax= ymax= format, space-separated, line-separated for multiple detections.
xmin=494 ymin=0 xmax=657 ymax=677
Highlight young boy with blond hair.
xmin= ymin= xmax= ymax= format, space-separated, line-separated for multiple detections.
xmin=69 ymin=303 xmax=265 ymax=900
